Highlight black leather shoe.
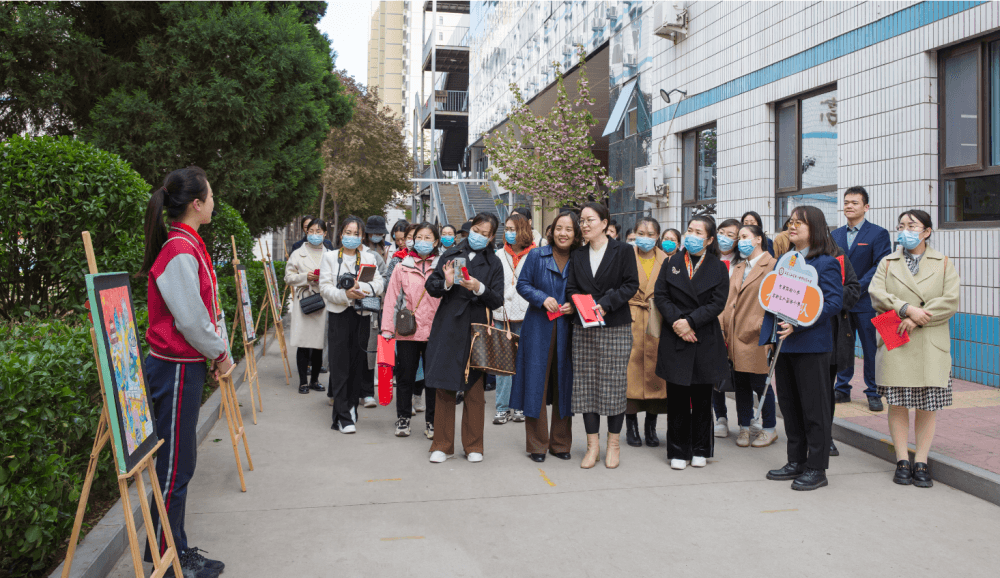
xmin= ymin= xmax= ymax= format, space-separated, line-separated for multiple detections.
xmin=791 ymin=468 xmax=828 ymax=491
xmin=912 ymin=462 xmax=933 ymax=488
xmin=529 ymin=453 xmax=546 ymax=463
xmin=644 ymin=415 xmax=660 ymax=447
xmin=319 ymin=366 xmax=328 ymax=373
xmin=834 ymin=391 xmax=850 ymax=403
xmin=766 ymin=462 xmax=804 ymax=481
xmin=829 ymin=441 xmax=840 ymax=457
xmin=309 ymin=381 xmax=325 ymax=392
xmin=868 ymin=396 xmax=884 ymax=412
xmin=549 ymin=451 xmax=571 ymax=460
xmin=298 ymin=384 xmax=310 ymax=394
xmin=625 ymin=414 xmax=642 ymax=447
xmin=893 ymin=460 xmax=913 ymax=485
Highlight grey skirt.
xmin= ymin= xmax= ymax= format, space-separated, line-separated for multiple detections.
xmin=572 ymin=324 xmax=633 ymax=415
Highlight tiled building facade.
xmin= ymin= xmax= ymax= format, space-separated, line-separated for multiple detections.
xmin=601 ymin=0 xmax=999 ymax=387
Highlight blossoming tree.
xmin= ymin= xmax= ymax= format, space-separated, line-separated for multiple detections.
xmin=485 ymin=50 xmax=621 ymax=209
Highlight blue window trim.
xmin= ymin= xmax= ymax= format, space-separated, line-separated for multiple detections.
xmin=653 ymin=1 xmax=987 ymax=126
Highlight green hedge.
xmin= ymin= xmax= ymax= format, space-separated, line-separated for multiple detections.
xmin=0 ymin=135 xmax=148 ymax=320
xmin=216 ymin=260 xmax=286 ymax=363
xmin=0 ymin=318 xmax=115 ymax=577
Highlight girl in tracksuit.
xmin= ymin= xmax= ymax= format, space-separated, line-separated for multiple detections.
xmin=141 ymin=166 xmax=230 ymax=576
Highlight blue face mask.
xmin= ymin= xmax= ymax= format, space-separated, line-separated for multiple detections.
xmin=441 ymin=235 xmax=455 ymax=247
xmin=370 ymin=235 xmax=384 ymax=243
xmin=683 ymin=235 xmax=705 ymax=255
xmin=737 ymin=239 xmax=756 ymax=258
xmin=307 ymin=234 xmax=324 ymax=246
xmin=468 ymin=231 xmax=489 ymax=251
xmin=718 ymin=236 xmax=735 ymax=253
xmin=661 ymin=239 xmax=677 ymax=253
xmin=897 ymin=230 xmax=922 ymax=251
xmin=635 ymin=237 xmax=656 ymax=252
xmin=341 ymin=235 xmax=361 ymax=250
xmin=504 ymin=231 xmax=517 ymax=245
xmin=414 ymin=240 xmax=434 ymax=256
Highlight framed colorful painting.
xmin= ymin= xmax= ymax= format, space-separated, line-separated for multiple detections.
xmin=86 ymin=273 xmax=158 ymax=474
xmin=265 ymin=260 xmax=282 ymax=320
xmin=235 ymin=264 xmax=256 ymax=341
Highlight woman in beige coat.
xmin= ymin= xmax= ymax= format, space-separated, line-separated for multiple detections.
xmin=285 ymin=218 xmax=330 ymax=394
xmin=869 ymin=210 xmax=960 ymax=488
xmin=625 ymin=217 xmax=668 ymax=448
xmin=720 ymin=224 xmax=778 ymax=448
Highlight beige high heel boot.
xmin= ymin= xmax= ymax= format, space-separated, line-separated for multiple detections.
xmin=580 ymin=433 xmax=600 ymax=469
xmin=605 ymin=432 xmax=620 ymax=469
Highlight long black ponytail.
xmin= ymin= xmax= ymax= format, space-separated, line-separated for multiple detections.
xmin=141 ymin=166 xmax=210 ymax=275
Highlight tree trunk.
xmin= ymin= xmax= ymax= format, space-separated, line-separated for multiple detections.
xmin=332 ymin=199 xmax=340 ymax=243
xmin=319 ymin=182 xmax=326 ymax=221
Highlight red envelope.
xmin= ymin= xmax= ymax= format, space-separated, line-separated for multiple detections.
xmin=871 ymin=310 xmax=910 ymax=351
xmin=376 ymin=335 xmax=396 ymax=366
xmin=378 ymin=366 xmax=393 ymax=406
xmin=547 ymin=310 xmax=564 ymax=321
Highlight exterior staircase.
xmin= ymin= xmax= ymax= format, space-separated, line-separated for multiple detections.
xmin=436 ymin=183 xmax=465 ymax=228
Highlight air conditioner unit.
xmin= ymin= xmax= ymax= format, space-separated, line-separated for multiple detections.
xmin=607 ymin=5 xmax=618 ymax=20
xmin=592 ymin=17 xmax=604 ymax=31
xmin=624 ymin=53 xmax=637 ymax=67
xmin=654 ymin=2 xmax=689 ymax=41
xmin=634 ymin=165 xmax=669 ymax=201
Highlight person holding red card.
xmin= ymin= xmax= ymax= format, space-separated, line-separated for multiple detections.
xmin=566 ymin=202 xmax=640 ymax=469
xmin=869 ymin=210 xmax=960 ymax=488
xmin=510 ymin=211 xmax=582 ymax=462
xmin=285 ymin=218 xmax=330 ymax=394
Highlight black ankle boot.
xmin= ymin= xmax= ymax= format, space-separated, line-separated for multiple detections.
xmin=625 ymin=414 xmax=642 ymax=447
xmin=644 ymin=414 xmax=660 ymax=447
xmin=298 ymin=383 xmax=310 ymax=394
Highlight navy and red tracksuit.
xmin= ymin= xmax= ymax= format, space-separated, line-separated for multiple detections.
xmin=145 ymin=223 xmax=230 ymax=560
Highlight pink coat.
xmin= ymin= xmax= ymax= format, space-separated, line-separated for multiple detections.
xmin=380 ymin=254 xmax=441 ymax=342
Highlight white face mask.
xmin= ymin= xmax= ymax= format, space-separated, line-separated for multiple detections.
xmin=405 ymin=240 xmax=414 ymax=249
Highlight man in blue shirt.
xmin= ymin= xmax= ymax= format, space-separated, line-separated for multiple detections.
xmin=831 ymin=186 xmax=892 ymax=412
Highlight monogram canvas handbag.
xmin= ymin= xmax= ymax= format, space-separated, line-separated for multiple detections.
xmin=465 ymin=307 xmax=519 ymax=380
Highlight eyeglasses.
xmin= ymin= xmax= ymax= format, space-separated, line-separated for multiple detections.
xmin=787 ymin=219 xmax=806 ymax=229
xmin=896 ymin=224 xmax=926 ymax=232
xmin=580 ymin=218 xmax=601 ymax=226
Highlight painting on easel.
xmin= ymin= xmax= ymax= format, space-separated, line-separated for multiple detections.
xmin=265 ymin=260 xmax=282 ymax=319
xmin=86 ymin=273 xmax=158 ymax=474
xmin=235 ymin=264 xmax=256 ymax=340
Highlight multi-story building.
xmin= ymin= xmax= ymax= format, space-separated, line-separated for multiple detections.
xmin=596 ymin=0 xmax=997 ymax=387
xmin=467 ymin=1 xmax=614 ymax=230
xmin=368 ymin=2 xmax=407 ymax=118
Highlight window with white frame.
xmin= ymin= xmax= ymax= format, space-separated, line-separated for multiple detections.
xmin=940 ymin=35 xmax=1000 ymax=225
xmin=681 ymin=123 xmax=717 ymax=222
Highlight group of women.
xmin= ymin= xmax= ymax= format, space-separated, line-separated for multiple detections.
xmin=283 ymin=202 xmax=961 ymax=491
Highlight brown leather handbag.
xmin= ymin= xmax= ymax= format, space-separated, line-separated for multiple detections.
xmin=465 ymin=307 xmax=519 ymax=380
xmin=393 ymin=287 xmax=427 ymax=337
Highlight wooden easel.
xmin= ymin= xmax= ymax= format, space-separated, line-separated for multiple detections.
xmin=63 ymin=232 xmax=183 ymax=578
xmin=256 ymin=239 xmax=292 ymax=384
xmin=217 ymin=362 xmax=253 ymax=492
xmin=231 ymin=236 xmax=263 ymax=424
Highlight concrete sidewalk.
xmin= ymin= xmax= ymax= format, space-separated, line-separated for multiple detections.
xmin=110 ymin=345 xmax=1000 ymax=577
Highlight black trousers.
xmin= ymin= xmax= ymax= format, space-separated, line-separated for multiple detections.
xmin=327 ymin=308 xmax=370 ymax=427
xmin=666 ymin=382 xmax=714 ymax=460
xmin=296 ymin=347 xmax=322 ymax=385
xmin=395 ymin=340 xmax=436 ymax=423
xmin=775 ymin=352 xmax=832 ymax=470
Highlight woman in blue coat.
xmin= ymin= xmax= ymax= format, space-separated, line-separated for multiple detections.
xmin=760 ymin=205 xmax=843 ymax=491
xmin=510 ymin=212 xmax=581 ymax=463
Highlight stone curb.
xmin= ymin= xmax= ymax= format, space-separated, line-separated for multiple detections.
xmin=50 ymin=330 xmax=272 ymax=578
xmin=726 ymin=390 xmax=1000 ymax=507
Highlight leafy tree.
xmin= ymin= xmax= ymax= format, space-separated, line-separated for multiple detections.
xmin=0 ymin=135 xmax=148 ymax=320
xmin=317 ymin=73 xmax=412 ymax=237
xmin=485 ymin=50 xmax=621 ymax=208
xmin=0 ymin=1 xmax=354 ymax=235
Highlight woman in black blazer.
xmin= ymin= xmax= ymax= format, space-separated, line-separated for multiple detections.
xmin=566 ymin=202 xmax=640 ymax=469
xmin=654 ymin=215 xmax=730 ymax=470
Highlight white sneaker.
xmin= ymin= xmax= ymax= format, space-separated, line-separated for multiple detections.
xmin=467 ymin=452 xmax=483 ymax=463
xmin=714 ymin=417 xmax=729 ymax=438
xmin=394 ymin=417 xmax=411 ymax=437
xmin=429 ymin=451 xmax=453 ymax=463
xmin=691 ymin=456 xmax=707 ymax=468
xmin=511 ymin=410 xmax=525 ymax=423
xmin=670 ymin=459 xmax=688 ymax=470
xmin=413 ymin=394 xmax=425 ymax=412
xmin=340 ymin=424 xmax=356 ymax=434
xmin=363 ymin=396 xmax=377 ymax=408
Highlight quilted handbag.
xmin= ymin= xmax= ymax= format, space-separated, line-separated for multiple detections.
xmin=298 ymin=289 xmax=325 ymax=315
xmin=465 ymin=308 xmax=519 ymax=381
